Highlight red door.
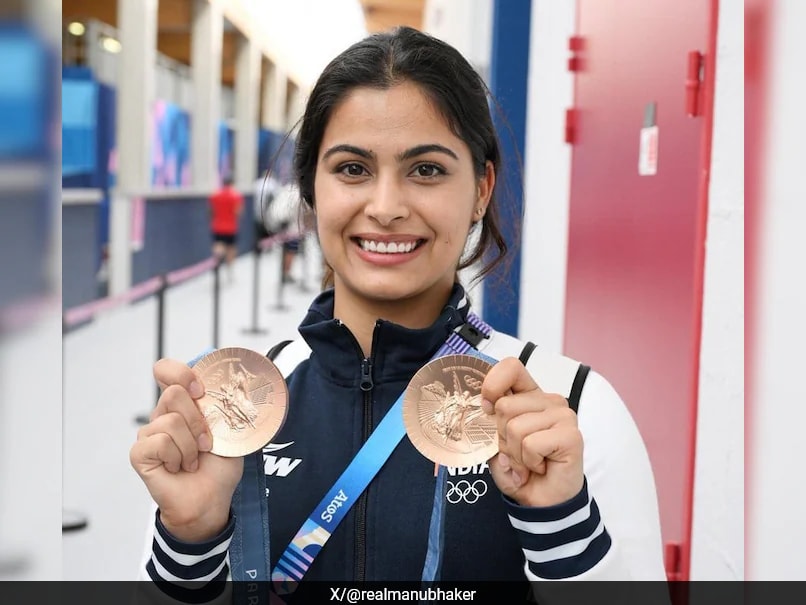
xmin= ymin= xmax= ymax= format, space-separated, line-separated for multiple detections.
xmin=564 ymin=0 xmax=718 ymax=581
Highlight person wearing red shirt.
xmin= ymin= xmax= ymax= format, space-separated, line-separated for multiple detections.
xmin=209 ymin=176 xmax=243 ymax=281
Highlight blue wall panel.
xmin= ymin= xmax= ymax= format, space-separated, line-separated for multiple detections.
xmin=130 ymin=194 xmax=256 ymax=286
xmin=62 ymin=203 xmax=100 ymax=309
xmin=131 ymin=197 xmax=210 ymax=285
xmin=483 ymin=0 xmax=531 ymax=336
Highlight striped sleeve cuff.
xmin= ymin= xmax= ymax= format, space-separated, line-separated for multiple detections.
xmin=145 ymin=509 xmax=235 ymax=604
xmin=505 ymin=478 xmax=612 ymax=579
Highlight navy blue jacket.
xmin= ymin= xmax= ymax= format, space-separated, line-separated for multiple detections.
xmin=266 ymin=285 xmax=527 ymax=584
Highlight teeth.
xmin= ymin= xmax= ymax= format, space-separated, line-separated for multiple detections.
xmin=360 ymin=239 xmax=418 ymax=254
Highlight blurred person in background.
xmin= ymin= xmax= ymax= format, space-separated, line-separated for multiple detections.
xmin=209 ymin=175 xmax=243 ymax=282
xmin=253 ymin=171 xmax=282 ymax=243
xmin=254 ymin=173 xmax=304 ymax=284
xmin=266 ymin=181 xmax=303 ymax=284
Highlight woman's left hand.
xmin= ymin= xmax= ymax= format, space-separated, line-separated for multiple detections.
xmin=482 ymin=357 xmax=585 ymax=507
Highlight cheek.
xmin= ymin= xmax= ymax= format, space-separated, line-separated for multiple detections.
xmin=442 ymin=213 xmax=475 ymax=246
xmin=316 ymin=210 xmax=342 ymax=239
xmin=313 ymin=180 xmax=359 ymax=227
xmin=315 ymin=207 xmax=353 ymax=261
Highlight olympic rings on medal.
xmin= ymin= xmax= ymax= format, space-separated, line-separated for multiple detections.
xmin=445 ymin=479 xmax=488 ymax=504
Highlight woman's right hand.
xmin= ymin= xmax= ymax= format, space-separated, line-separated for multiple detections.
xmin=130 ymin=358 xmax=244 ymax=542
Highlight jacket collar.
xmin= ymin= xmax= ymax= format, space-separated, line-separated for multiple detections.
xmin=297 ymin=284 xmax=471 ymax=387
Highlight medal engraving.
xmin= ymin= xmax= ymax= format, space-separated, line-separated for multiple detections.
xmin=193 ymin=347 xmax=288 ymax=457
xmin=403 ymin=355 xmax=497 ymax=467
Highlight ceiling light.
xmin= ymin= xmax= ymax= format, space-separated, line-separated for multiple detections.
xmin=67 ymin=22 xmax=85 ymax=36
xmin=101 ymin=36 xmax=122 ymax=54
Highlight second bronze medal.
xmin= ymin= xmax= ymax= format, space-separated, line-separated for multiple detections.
xmin=403 ymin=354 xmax=497 ymax=468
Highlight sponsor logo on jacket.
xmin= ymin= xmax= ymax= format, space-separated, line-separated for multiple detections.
xmin=262 ymin=441 xmax=302 ymax=477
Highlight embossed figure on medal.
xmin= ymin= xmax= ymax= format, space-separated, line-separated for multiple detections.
xmin=192 ymin=347 xmax=289 ymax=457
xmin=425 ymin=371 xmax=484 ymax=442
xmin=204 ymin=363 xmax=259 ymax=431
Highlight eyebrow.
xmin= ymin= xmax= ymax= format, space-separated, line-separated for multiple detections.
xmin=397 ymin=144 xmax=459 ymax=162
xmin=321 ymin=143 xmax=459 ymax=162
xmin=322 ymin=144 xmax=373 ymax=161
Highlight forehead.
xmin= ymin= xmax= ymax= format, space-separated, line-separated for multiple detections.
xmin=320 ymin=82 xmax=464 ymax=153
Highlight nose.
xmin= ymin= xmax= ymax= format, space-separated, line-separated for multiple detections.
xmin=363 ymin=175 xmax=409 ymax=226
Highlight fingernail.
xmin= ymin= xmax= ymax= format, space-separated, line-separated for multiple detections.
xmin=498 ymin=453 xmax=511 ymax=470
xmin=198 ymin=433 xmax=212 ymax=452
xmin=189 ymin=381 xmax=204 ymax=398
xmin=511 ymin=470 xmax=523 ymax=486
xmin=189 ymin=459 xmax=199 ymax=472
xmin=482 ymin=399 xmax=494 ymax=414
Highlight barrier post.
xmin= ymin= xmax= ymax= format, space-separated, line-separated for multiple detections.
xmin=135 ymin=275 xmax=167 ymax=425
xmin=62 ymin=316 xmax=88 ymax=532
xmin=272 ymin=239 xmax=289 ymax=311
xmin=297 ymin=236 xmax=311 ymax=293
xmin=155 ymin=275 xmax=167 ymax=400
xmin=242 ymin=244 xmax=267 ymax=335
xmin=213 ymin=258 xmax=222 ymax=347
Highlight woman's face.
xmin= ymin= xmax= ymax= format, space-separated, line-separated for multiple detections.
xmin=313 ymin=81 xmax=494 ymax=309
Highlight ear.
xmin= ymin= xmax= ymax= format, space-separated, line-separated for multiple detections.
xmin=474 ymin=161 xmax=495 ymax=221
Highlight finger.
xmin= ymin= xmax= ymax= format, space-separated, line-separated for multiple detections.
xmin=493 ymin=392 xmax=569 ymax=447
xmin=491 ymin=391 xmax=570 ymax=425
xmin=151 ymin=384 xmax=213 ymax=452
xmin=482 ymin=358 xmax=541 ymax=410
xmin=153 ymin=358 xmax=205 ymax=398
xmin=500 ymin=408 xmax=577 ymax=463
xmin=138 ymin=412 xmax=201 ymax=472
xmin=131 ymin=432 xmax=184 ymax=475
xmin=493 ymin=452 xmax=531 ymax=487
xmin=520 ymin=426 xmax=583 ymax=471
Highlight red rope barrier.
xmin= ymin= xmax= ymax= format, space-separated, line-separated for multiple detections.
xmin=63 ymin=276 xmax=164 ymax=328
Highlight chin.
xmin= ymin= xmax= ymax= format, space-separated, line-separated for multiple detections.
xmin=363 ymin=284 xmax=424 ymax=303
xmin=354 ymin=277 xmax=447 ymax=305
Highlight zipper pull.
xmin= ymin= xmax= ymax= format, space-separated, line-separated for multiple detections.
xmin=360 ymin=358 xmax=374 ymax=391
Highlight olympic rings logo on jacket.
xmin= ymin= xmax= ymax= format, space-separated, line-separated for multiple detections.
xmin=446 ymin=479 xmax=488 ymax=504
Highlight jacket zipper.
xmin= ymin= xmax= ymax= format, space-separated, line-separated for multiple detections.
xmin=354 ymin=356 xmax=373 ymax=582
xmin=336 ymin=319 xmax=379 ymax=582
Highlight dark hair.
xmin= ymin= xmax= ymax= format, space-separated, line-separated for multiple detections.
xmin=222 ymin=175 xmax=234 ymax=186
xmin=293 ymin=26 xmax=509 ymax=287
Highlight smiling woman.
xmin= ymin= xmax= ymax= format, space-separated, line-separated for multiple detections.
xmin=132 ymin=26 xmax=668 ymax=603
xmin=294 ymin=29 xmax=510 ymax=337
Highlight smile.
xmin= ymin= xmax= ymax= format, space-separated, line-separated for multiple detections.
xmin=357 ymin=239 xmax=424 ymax=254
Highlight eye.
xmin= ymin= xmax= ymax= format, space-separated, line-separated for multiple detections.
xmin=338 ymin=162 xmax=368 ymax=177
xmin=411 ymin=163 xmax=445 ymax=178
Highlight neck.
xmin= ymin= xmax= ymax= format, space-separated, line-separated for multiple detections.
xmin=332 ymin=281 xmax=454 ymax=357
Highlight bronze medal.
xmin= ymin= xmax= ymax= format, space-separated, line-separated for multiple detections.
xmin=193 ymin=347 xmax=288 ymax=457
xmin=403 ymin=354 xmax=497 ymax=467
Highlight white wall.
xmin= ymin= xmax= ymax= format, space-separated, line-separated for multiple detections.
xmin=423 ymin=0 xmax=493 ymax=78
xmin=518 ymin=0 xmax=576 ymax=352
xmin=689 ymin=0 xmax=744 ymax=580
xmin=747 ymin=0 xmax=806 ymax=580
